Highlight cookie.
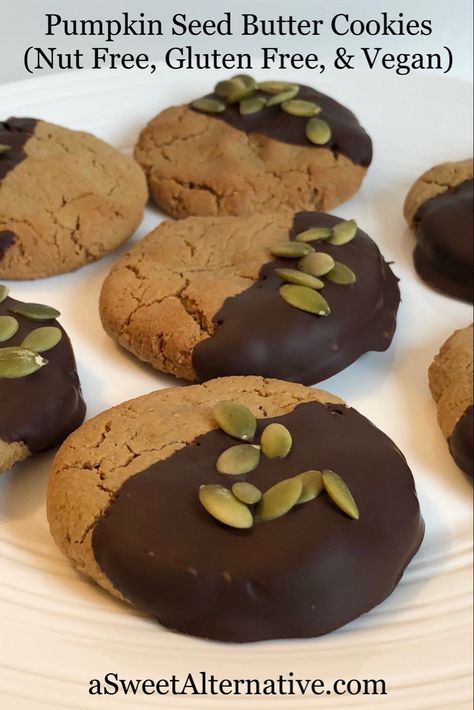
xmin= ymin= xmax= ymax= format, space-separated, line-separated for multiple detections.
xmin=404 ymin=159 xmax=473 ymax=302
xmin=429 ymin=325 xmax=473 ymax=477
xmin=47 ymin=376 xmax=424 ymax=642
xmin=99 ymin=211 xmax=400 ymax=385
xmin=0 ymin=285 xmax=86 ymax=473
xmin=0 ymin=117 xmax=147 ymax=279
xmin=134 ymin=76 xmax=372 ymax=218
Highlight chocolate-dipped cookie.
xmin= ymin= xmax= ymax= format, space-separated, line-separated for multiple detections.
xmin=47 ymin=376 xmax=424 ymax=643
xmin=0 ymin=285 xmax=86 ymax=473
xmin=429 ymin=324 xmax=473 ymax=477
xmin=404 ymin=159 xmax=473 ymax=303
xmin=0 ymin=117 xmax=147 ymax=279
xmin=134 ymin=76 xmax=372 ymax=217
xmin=99 ymin=211 xmax=399 ymax=384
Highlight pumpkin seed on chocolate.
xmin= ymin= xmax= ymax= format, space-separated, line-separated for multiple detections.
xmin=257 ymin=477 xmax=303 ymax=522
xmin=8 ymin=302 xmax=60 ymax=321
xmin=328 ymin=219 xmax=357 ymax=246
xmin=0 ymin=316 xmax=19 ymax=343
xmin=232 ymin=74 xmax=256 ymax=90
xmin=213 ymin=400 xmax=257 ymax=440
xmin=274 ymin=268 xmax=324 ymax=290
xmin=199 ymin=484 xmax=253 ymax=529
xmin=298 ymin=252 xmax=335 ymax=277
xmin=214 ymin=79 xmax=236 ymax=98
xmin=260 ymin=423 xmax=292 ymax=458
xmin=232 ymin=481 xmax=262 ymax=505
xmin=306 ymin=117 xmax=332 ymax=145
xmin=295 ymin=227 xmax=332 ymax=243
xmin=21 ymin=326 xmax=63 ymax=353
xmin=266 ymin=87 xmax=299 ymax=106
xmin=257 ymin=80 xmax=298 ymax=94
xmin=279 ymin=284 xmax=331 ymax=316
xmin=0 ymin=144 xmax=11 ymax=155
xmin=281 ymin=99 xmax=321 ymax=117
xmin=322 ymin=469 xmax=359 ymax=520
xmin=326 ymin=262 xmax=356 ymax=285
xmin=295 ymin=470 xmax=323 ymax=504
xmin=240 ymin=96 xmax=266 ymax=115
xmin=0 ymin=347 xmax=48 ymax=379
xmin=226 ymin=77 xmax=255 ymax=103
xmin=270 ymin=241 xmax=314 ymax=258
xmin=216 ymin=444 xmax=261 ymax=475
xmin=0 ymin=284 xmax=9 ymax=304
xmin=191 ymin=98 xmax=226 ymax=114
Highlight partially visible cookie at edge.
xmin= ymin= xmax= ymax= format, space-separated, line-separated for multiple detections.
xmin=429 ymin=324 xmax=473 ymax=477
xmin=404 ymin=158 xmax=473 ymax=303
xmin=134 ymin=76 xmax=372 ymax=218
xmin=0 ymin=285 xmax=85 ymax=473
xmin=0 ymin=117 xmax=148 ymax=279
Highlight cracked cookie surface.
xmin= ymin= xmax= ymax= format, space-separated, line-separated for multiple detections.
xmin=429 ymin=324 xmax=473 ymax=477
xmin=46 ymin=376 xmax=424 ymax=642
xmin=0 ymin=117 xmax=148 ymax=279
xmin=99 ymin=211 xmax=400 ymax=384
xmin=134 ymin=103 xmax=369 ymax=218
xmin=404 ymin=158 xmax=473 ymax=303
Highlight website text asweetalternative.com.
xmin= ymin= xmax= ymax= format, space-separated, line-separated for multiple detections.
xmin=89 ymin=672 xmax=387 ymax=698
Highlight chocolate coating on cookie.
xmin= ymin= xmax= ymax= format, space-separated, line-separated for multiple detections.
xmin=92 ymin=400 xmax=424 ymax=642
xmin=0 ymin=117 xmax=37 ymax=182
xmin=196 ymin=84 xmax=372 ymax=167
xmin=449 ymin=405 xmax=473 ymax=478
xmin=413 ymin=179 xmax=473 ymax=303
xmin=193 ymin=213 xmax=400 ymax=385
xmin=0 ymin=296 xmax=86 ymax=453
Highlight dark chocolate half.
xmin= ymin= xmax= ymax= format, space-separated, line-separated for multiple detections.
xmin=92 ymin=400 xmax=424 ymax=643
xmin=0 ymin=117 xmax=37 ymax=182
xmin=0 ymin=296 xmax=86 ymax=453
xmin=448 ymin=404 xmax=473 ymax=478
xmin=413 ymin=178 xmax=473 ymax=303
xmin=192 ymin=212 xmax=400 ymax=385
xmin=192 ymin=84 xmax=372 ymax=167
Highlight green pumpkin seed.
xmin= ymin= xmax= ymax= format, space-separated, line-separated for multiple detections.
xmin=0 ymin=316 xmax=19 ymax=343
xmin=231 ymin=74 xmax=256 ymax=90
xmin=0 ymin=347 xmax=48 ymax=379
xmin=232 ymin=481 xmax=262 ymax=505
xmin=298 ymin=252 xmax=335 ymax=277
xmin=266 ymin=87 xmax=299 ymax=106
xmin=0 ymin=144 xmax=11 ymax=155
xmin=191 ymin=98 xmax=226 ymax=114
xmin=216 ymin=444 xmax=261 ymax=475
xmin=328 ymin=219 xmax=357 ymax=245
xmin=295 ymin=227 xmax=332 ymax=243
xmin=270 ymin=241 xmax=314 ymax=258
xmin=294 ymin=470 xmax=323 ymax=504
xmin=257 ymin=477 xmax=303 ymax=522
xmin=322 ymin=469 xmax=359 ymax=520
xmin=226 ymin=77 xmax=254 ymax=103
xmin=8 ymin=302 xmax=60 ymax=321
xmin=258 ymin=81 xmax=298 ymax=94
xmin=260 ymin=423 xmax=292 ymax=458
xmin=213 ymin=400 xmax=257 ymax=440
xmin=21 ymin=326 xmax=63 ymax=353
xmin=326 ymin=262 xmax=356 ymax=285
xmin=240 ymin=96 xmax=266 ymax=115
xmin=0 ymin=284 xmax=9 ymax=304
xmin=214 ymin=79 xmax=236 ymax=98
xmin=281 ymin=99 xmax=321 ymax=117
xmin=199 ymin=484 xmax=253 ymax=529
xmin=306 ymin=117 xmax=332 ymax=145
xmin=279 ymin=284 xmax=331 ymax=316
xmin=274 ymin=268 xmax=324 ymax=290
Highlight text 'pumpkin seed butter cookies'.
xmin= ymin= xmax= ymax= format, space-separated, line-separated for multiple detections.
xmin=47 ymin=376 xmax=424 ymax=642
xmin=0 ymin=117 xmax=147 ymax=279
xmin=0 ymin=285 xmax=85 ymax=473
xmin=133 ymin=75 xmax=372 ymax=217
xmin=99 ymin=211 xmax=400 ymax=384
xmin=404 ymin=158 xmax=473 ymax=303
xmin=429 ymin=324 xmax=473 ymax=478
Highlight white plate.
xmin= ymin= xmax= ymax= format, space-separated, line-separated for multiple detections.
xmin=0 ymin=67 xmax=472 ymax=709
